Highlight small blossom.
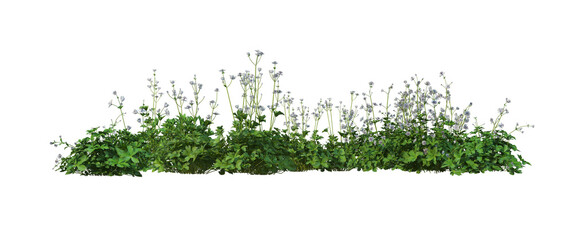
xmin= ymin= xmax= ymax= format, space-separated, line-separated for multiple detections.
xmin=439 ymin=71 xmax=445 ymax=77
xmin=113 ymin=91 xmax=117 ymax=95
xmin=164 ymin=103 xmax=169 ymax=108
xmin=133 ymin=109 xmax=138 ymax=114
xmin=368 ymin=81 xmax=374 ymax=87
xmin=423 ymin=148 xmax=428 ymax=154
xmin=220 ymin=69 xmax=225 ymax=73
xmin=422 ymin=140 xmax=426 ymax=145
xmin=506 ymin=98 xmax=511 ymax=103
xmin=272 ymin=61 xmax=278 ymax=65
xmin=368 ymin=137 xmax=374 ymax=142
xmin=215 ymin=88 xmax=219 ymax=92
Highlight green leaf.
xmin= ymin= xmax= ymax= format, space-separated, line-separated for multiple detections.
xmin=77 ymin=165 xmax=87 ymax=171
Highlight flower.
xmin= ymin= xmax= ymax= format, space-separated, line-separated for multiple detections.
xmin=272 ymin=61 xmax=278 ymax=65
xmin=439 ymin=71 xmax=445 ymax=77
xmin=170 ymin=80 xmax=175 ymax=85
xmin=368 ymin=137 xmax=374 ymax=142
xmin=423 ymin=148 xmax=428 ymax=154
xmin=113 ymin=91 xmax=117 ymax=95
xmin=422 ymin=140 xmax=426 ymax=145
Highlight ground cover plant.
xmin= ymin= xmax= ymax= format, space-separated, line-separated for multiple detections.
xmin=50 ymin=50 xmax=534 ymax=176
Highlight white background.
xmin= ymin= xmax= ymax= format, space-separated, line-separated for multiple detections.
xmin=1 ymin=0 xmax=572 ymax=239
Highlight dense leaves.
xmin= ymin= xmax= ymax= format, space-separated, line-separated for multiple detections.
xmin=51 ymin=50 xmax=532 ymax=177
xmin=52 ymin=112 xmax=530 ymax=177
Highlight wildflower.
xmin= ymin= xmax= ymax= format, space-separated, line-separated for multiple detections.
xmin=439 ymin=71 xmax=445 ymax=77
xmin=120 ymin=96 xmax=125 ymax=102
xmin=423 ymin=148 xmax=428 ymax=154
xmin=137 ymin=118 xmax=142 ymax=123
xmin=113 ymin=91 xmax=117 ymax=95
xmin=108 ymin=100 xmax=113 ymax=107
xmin=405 ymin=131 xmax=410 ymax=136
xmin=369 ymin=81 xmax=374 ymax=87
xmin=506 ymin=98 xmax=511 ymax=103
xmin=422 ymin=140 xmax=426 ymax=145
xmin=153 ymin=69 xmax=156 ymax=72
xmin=425 ymin=81 xmax=430 ymax=86
xmin=220 ymin=69 xmax=225 ymax=73
xmin=464 ymin=111 xmax=470 ymax=117
xmin=127 ymin=126 xmax=131 ymax=130
xmin=272 ymin=61 xmax=278 ymax=65
xmin=368 ymin=137 xmax=374 ymax=142
xmin=170 ymin=80 xmax=175 ymax=85
xmin=499 ymin=123 xmax=504 ymax=128
xmin=133 ymin=109 xmax=138 ymax=114
xmin=255 ymin=50 xmax=263 ymax=56
xmin=164 ymin=103 xmax=169 ymax=108
xmin=215 ymin=88 xmax=219 ymax=92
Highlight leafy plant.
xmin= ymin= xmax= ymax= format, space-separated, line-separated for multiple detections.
xmin=51 ymin=50 xmax=534 ymax=177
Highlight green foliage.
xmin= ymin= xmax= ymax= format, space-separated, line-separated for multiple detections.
xmin=53 ymin=127 xmax=149 ymax=177
xmin=151 ymin=114 xmax=223 ymax=174
xmin=51 ymin=51 xmax=533 ymax=177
